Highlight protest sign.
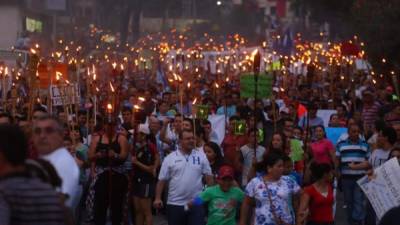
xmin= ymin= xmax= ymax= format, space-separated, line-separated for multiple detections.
xmin=357 ymin=158 xmax=400 ymax=220
xmin=326 ymin=127 xmax=348 ymax=144
xmin=196 ymin=105 xmax=209 ymax=120
xmin=240 ymin=73 xmax=272 ymax=98
xmin=317 ymin=110 xmax=337 ymax=127
xmin=208 ymin=114 xmax=225 ymax=145
xmin=234 ymin=120 xmax=246 ymax=135
xmin=290 ymin=139 xmax=304 ymax=162
xmin=38 ymin=63 xmax=50 ymax=88
xmin=257 ymin=128 xmax=264 ymax=143
xmin=50 ymin=83 xmax=80 ymax=106
xmin=53 ymin=63 xmax=68 ymax=82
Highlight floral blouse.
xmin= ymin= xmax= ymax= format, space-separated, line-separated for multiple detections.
xmin=245 ymin=176 xmax=301 ymax=225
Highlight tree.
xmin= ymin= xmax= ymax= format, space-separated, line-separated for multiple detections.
xmin=351 ymin=0 xmax=400 ymax=69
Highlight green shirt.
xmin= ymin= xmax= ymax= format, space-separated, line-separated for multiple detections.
xmin=199 ymin=185 xmax=244 ymax=225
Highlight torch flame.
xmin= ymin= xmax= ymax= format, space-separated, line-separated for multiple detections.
xmin=251 ymin=49 xmax=258 ymax=58
xmin=192 ymin=98 xmax=197 ymax=105
xmin=56 ymin=71 xmax=63 ymax=81
xmin=109 ymin=82 xmax=115 ymax=92
xmin=112 ymin=62 xmax=117 ymax=69
xmin=107 ymin=103 xmax=113 ymax=112
xmin=138 ymin=97 xmax=145 ymax=102
xmin=187 ymin=82 xmax=191 ymax=89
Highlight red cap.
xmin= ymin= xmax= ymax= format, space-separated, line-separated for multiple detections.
xmin=218 ymin=166 xmax=234 ymax=179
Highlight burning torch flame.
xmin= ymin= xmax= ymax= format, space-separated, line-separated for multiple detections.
xmin=109 ymin=82 xmax=115 ymax=92
xmin=56 ymin=71 xmax=63 ymax=81
xmin=107 ymin=103 xmax=113 ymax=113
xmin=251 ymin=49 xmax=258 ymax=61
xmin=112 ymin=62 xmax=117 ymax=69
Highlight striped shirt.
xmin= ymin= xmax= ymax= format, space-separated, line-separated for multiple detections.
xmin=0 ymin=174 xmax=66 ymax=225
xmin=362 ymin=101 xmax=381 ymax=129
xmin=336 ymin=138 xmax=371 ymax=177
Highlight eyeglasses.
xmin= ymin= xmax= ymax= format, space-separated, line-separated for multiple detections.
xmin=33 ymin=126 xmax=57 ymax=135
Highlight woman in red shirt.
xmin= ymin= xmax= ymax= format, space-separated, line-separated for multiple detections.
xmin=297 ymin=163 xmax=334 ymax=225
xmin=310 ymin=126 xmax=336 ymax=166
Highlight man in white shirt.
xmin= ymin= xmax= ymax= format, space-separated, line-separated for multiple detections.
xmin=239 ymin=129 xmax=266 ymax=186
xmin=32 ymin=116 xmax=80 ymax=209
xmin=154 ymin=129 xmax=213 ymax=225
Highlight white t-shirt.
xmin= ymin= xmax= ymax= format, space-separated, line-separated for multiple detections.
xmin=158 ymin=148 xmax=212 ymax=206
xmin=41 ymin=147 xmax=80 ymax=209
xmin=240 ymin=145 xmax=266 ymax=186
xmin=369 ymin=148 xmax=391 ymax=169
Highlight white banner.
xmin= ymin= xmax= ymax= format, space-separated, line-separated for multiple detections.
xmin=317 ymin=109 xmax=337 ymax=128
xmin=357 ymin=158 xmax=400 ymax=219
xmin=208 ymin=114 xmax=226 ymax=145
xmin=50 ymin=84 xmax=80 ymax=106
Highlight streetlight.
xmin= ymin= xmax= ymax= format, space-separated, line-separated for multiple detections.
xmin=216 ymin=1 xmax=222 ymax=6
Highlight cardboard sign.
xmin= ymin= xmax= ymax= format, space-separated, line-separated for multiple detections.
xmin=196 ymin=105 xmax=209 ymax=120
xmin=234 ymin=120 xmax=246 ymax=135
xmin=316 ymin=109 xmax=337 ymax=127
xmin=240 ymin=73 xmax=273 ymax=98
xmin=50 ymin=83 xmax=80 ymax=106
xmin=326 ymin=127 xmax=348 ymax=144
xmin=257 ymin=128 xmax=264 ymax=143
xmin=53 ymin=63 xmax=68 ymax=82
xmin=358 ymin=158 xmax=400 ymax=219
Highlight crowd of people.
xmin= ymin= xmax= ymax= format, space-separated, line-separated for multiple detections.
xmin=0 ymin=30 xmax=400 ymax=225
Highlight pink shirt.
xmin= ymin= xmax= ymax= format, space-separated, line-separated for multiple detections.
xmin=311 ymin=138 xmax=334 ymax=164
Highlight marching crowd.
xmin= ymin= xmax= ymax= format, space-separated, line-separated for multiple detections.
xmin=1 ymin=33 xmax=400 ymax=225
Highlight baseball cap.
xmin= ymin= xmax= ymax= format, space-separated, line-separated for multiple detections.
xmin=218 ymin=166 xmax=234 ymax=179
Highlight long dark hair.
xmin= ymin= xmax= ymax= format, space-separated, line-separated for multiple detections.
xmin=204 ymin=141 xmax=224 ymax=165
xmin=310 ymin=162 xmax=332 ymax=181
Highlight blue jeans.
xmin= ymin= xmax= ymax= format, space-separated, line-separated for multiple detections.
xmin=342 ymin=177 xmax=365 ymax=224
xmin=167 ymin=204 xmax=205 ymax=225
